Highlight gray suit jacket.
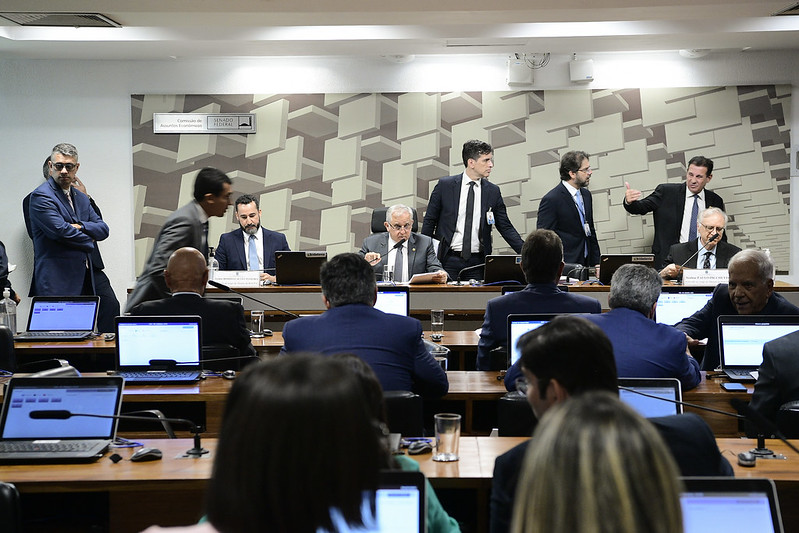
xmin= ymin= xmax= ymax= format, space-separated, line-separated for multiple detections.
xmin=125 ymin=202 xmax=206 ymax=312
xmin=358 ymin=232 xmax=443 ymax=281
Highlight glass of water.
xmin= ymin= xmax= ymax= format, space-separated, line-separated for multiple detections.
xmin=430 ymin=309 xmax=444 ymax=341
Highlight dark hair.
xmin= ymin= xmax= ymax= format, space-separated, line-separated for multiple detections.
xmin=43 ymin=156 xmax=51 ymax=180
xmin=235 ymin=193 xmax=259 ymax=211
xmin=206 ymin=355 xmax=383 ymax=533
xmin=331 ymin=353 xmax=388 ymax=426
xmin=193 ymin=167 xmax=232 ymax=202
xmin=608 ymin=264 xmax=662 ymax=316
xmin=519 ymin=315 xmax=617 ymax=399
xmin=521 ymin=230 xmax=563 ymax=283
xmin=687 ymin=155 xmax=714 ymax=176
xmin=461 ymin=140 xmax=493 ymax=167
xmin=559 ymin=151 xmax=590 ymax=181
xmin=320 ymin=253 xmax=376 ymax=307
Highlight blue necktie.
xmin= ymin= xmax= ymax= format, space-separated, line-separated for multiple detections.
xmin=574 ymin=191 xmax=589 ymax=259
xmin=688 ymin=194 xmax=699 ymax=241
xmin=248 ymin=234 xmax=259 ymax=271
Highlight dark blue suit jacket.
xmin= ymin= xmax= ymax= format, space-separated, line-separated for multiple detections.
xmin=29 ymin=177 xmax=109 ymax=296
xmin=489 ymin=412 xmax=733 ymax=533
xmin=421 ymin=174 xmax=523 ymax=258
xmin=215 ymin=227 xmax=290 ymax=273
xmin=585 ymin=307 xmax=701 ymax=390
xmin=750 ymin=330 xmax=799 ymax=425
xmin=676 ymin=285 xmax=799 ymax=371
xmin=477 ymin=283 xmax=601 ymax=371
xmin=537 ymin=182 xmax=600 ymax=265
xmin=281 ymin=304 xmax=448 ymax=398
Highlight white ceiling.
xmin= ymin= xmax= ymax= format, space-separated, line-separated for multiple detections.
xmin=1 ymin=0 xmax=798 ymax=60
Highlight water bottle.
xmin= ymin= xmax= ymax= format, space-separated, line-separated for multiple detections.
xmin=208 ymin=247 xmax=219 ymax=281
xmin=0 ymin=288 xmax=16 ymax=335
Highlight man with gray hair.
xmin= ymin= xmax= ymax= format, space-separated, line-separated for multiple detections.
xmin=677 ymin=249 xmax=799 ymax=370
xmin=660 ymin=207 xmax=741 ymax=279
xmin=359 ymin=204 xmax=447 ymax=283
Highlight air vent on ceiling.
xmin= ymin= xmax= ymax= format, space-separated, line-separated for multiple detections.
xmin=0 ymin=12 xmax=121 ymax=27
xmin=773 ymin=2 xmax=799 ymax=15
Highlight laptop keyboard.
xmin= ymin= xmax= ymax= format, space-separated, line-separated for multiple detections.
xmin=16 ymin=331 xmax=89 ymax=338
xmin=0 ymin=440 xmax=98 ymax=453
xmin=120 ymin=371 xmax=199 ymax=381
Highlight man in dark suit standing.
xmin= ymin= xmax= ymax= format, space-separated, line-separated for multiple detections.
xmin=359 ymin=204 xmax=447 ymax=283
xmin=422 ymin=140 xmax=524 ymax=281
xmin=537 ymin=151 xmax=600 ymax=268
xmin=624 ymin=155 xmax=725 ymax=269
xmin=130 ymin=247 xmax=256 ymax=364
xmin=660 ymin=207 xmax=741 ymax=279
xmin=215 ymin=194 xmax=289 ymax=284
xmin=125 ymin=167 xmax=233 ymax=312
xmin=281 ymin=253 xmax=448 ymax=398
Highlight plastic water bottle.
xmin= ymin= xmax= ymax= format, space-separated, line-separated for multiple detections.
xmin=0 ymin=288 xmax=16 ymax=335
xmin=208 ymin=247 xmax=219 ymax=281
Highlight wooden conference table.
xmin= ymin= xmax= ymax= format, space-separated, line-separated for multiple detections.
xmin=4 ymin=437 xmax=799 ymax=533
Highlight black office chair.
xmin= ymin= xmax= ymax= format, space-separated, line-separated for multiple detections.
xmin=0 ymin=326 xmax=15 ymax=373
xmin=0 ymin=482 xmax=22 ymax=533
xmin=776 ymin=400 xmax=799 ymax=438
xmin=383 ymin=391 xmax=425 ymax=437
xmin=497 ymin=391 xmax=537 ymax=437
xmin=370 ymin=207 xmax=420 ymax=233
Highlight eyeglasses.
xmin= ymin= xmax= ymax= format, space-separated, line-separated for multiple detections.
xmin=52 ymin=162 xmax=77 ymax=172
xmin=577 ymin=167 xmax=591 ymax=174
xmin=515 ymin=377 xmax=530 ymax=394
xmin=700 ymin=223 xmax=725 ymax=233
xmin=389 ymin=223 xmax=412 ymax=231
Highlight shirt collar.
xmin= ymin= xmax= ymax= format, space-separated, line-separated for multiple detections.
xmin=562 ymin=180 xmax=580 ymax=196
xmin=461 ymin=172 xmax=481 ymax=188
xmin=686 ymin=187 xmax=706 ymax=202
xmin=193 ymin=201 xmax=209 ymax=224
xmin=698 ymin=237 xmax=716 ymax=255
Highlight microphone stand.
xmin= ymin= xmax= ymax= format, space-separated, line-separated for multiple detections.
xmin=730 ymin=398 xmax=799 ymax=457
xmin=208 ymin=280 xmax=300 ymax=319
xmin=674 ymin=233 xmax=720 ymax=282
xmin=454 ymin=263 xmax=486 ymax=286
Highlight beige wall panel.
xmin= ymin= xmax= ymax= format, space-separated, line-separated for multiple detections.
xmin=133 ymin=185 xmax=147 ymax=234
xmin=228 ymin=169 xmax=267 ymax=195
xmin=640 ymin=88 xmax=700 ymax=127
xmin=401 ymin=131 xmax=443 ymax=165
xmin=176 ymin=103 xmax=221 ymax=163
xmin=362 ymin=136 xmax=401 ymax=163
xmin=134 ymin=237 xmax=154 ymax=279
xmin=245 ymin=99 xmax=289 ymax=159
xmin=493 ymin=142 xmax=531 ymax=186
xmin=332 ymin=174 xmax=367 ymax=206
xmin=569 ymin=113 xmax=625 ymax=157
xmin=381 ymin=159 xmax=417 ymax=202
xmin=397 ymin=92 xmax=440 ymax=141
xmin=481 ymin=92 xmax=529 ymax=128
xmin=140 ymin=95 xmax=185 ymax=126
xmin=266 ymin=136 xmax=306 ymax=187
xmin=319 ymin=205 xmax=353 ymax=246
xmin=441 ymin=92 xmax=482 ymax=124
xmin=415 ymin=159 xmax=449 ymax=181
xmin=215 ymin=135 xmax=247 ymax=159
xmin=288 ymin=105 xmax=338 ymax=138
xmin=600 ymin=139 xmax=650 ymax=179
xmin=338 ymin=94 xmax=381 ymax=139
xmin=322 ymin=136 xmax=361 ymax=182
xmin=132 ymin=143 xmax=194 ymax=173
xmin=260 ymin=189 xmax=292 ymax=231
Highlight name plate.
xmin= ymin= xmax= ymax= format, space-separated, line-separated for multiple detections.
xmin=208 ymin=270 xmax=262 ymax=288
xmin=153 ymin=113 xmax=256 ymax=134
xmin=682 ymin=268 xmax=729 ymax=287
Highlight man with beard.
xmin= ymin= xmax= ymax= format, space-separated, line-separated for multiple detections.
xmin=215 ymin=194 xmax=290 ymax=283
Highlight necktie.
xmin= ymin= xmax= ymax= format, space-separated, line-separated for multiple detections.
xmin=688 ymin=194 xmax=699 ymax=241
xmin=393 ymin=241 xmax=404 ymax=283
xmin=248 ymin=234 xmax=259 ymax=271
xmin=462 ymin=182 xmax=476 ymax=260
xmin=702 ymin=251 xmax=712 ymax=269
xmin=201 ymin=221 xmax=209 ymax=258
xmin=574 ymin=191 xmax=589 ymax=260
xmin=64 ymin=189 xmax=75 ymax=213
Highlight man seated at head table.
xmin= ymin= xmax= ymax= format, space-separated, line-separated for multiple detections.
xmin=280 ymin=252 xmax=448 ymax=398
xmin=129 ymin=247 xmax=256 ymax=367
xmin=660 ymin=207 xmax=741 ymax=279
xmin=675 ymin=248 xmax=799 ymax=371
xmin=477 ymin=229 xmax=601 ymax=372
xmin=359 ymin=204 xmax=447 ymax=284
xmin=490 ymin=316 xmax=733 ymax=533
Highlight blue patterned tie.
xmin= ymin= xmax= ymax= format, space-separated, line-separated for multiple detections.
xmin=248 ymin=234 xmax=259 ymax=271
xmin=688 ymin=194 xmax=699 ymax=241
xmin=575 ymin=191 xmax=589 ymax=259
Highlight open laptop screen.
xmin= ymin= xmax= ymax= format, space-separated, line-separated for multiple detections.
xmin=718 ymin=315 xmax=799 ymax=368
xmin=116 ymin=317 xmax=202 ymax=367
xmin=507 ymin=314 xmax=560 ymax=367
xmin=655 ymin=287 xmax=713 ymax=326
xmin=26 ymin=296 xmax=99 ymax=331
xmin=618 ymin=378 xmax=682 ymax=417
xmin=375 ymin=286 xmax=410 ymax=317
xmin=681 ymin=478 xmax=783 ymax=533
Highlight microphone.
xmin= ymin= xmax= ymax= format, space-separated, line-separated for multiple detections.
xmin=675 ymin=233 xmax=720 ymax=278
xmin=730 ymin=398 xmax=799 ymax=457
xmin=29 ymin=410 xmax=209 ymax=457
xmin=455 ymin=262 xmax=485 ymax=285
xmin=208 ymin=280 xmax=299 ymax=319
xmin=563 ymin=263 xmax=593 ymax=282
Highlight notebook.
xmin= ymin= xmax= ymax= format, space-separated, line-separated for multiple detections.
xmin=375 ymin=286 xmax=410 ymax=317
xmin=115 ymin=315 xmax=203 ymax=384
xmin=618 ymin=377 xmax=683 ymax=417
xmin=718 ymin=315 xmax=799 ymax=381
xmin=681 ymin=478 xmax=784 ymax=533
xmin=598 ymin=254 xmax=655 ymax=285
xmin=14 ymin=296 xmax=100 ymax=341
xmin=655 ymin=286 xmax=713 ymax=326
xmin=484 ymin=255 xmax=525 ymax=285
xmin=506 ymin=314 xmax=561 ymax=367
xmin=274 ymin=251 xmax=327 ymax=285
xmin=0 ymin=376 xmax=124 ymax=464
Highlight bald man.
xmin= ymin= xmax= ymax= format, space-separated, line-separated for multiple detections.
xmin=129 ymin=247 xmax=256 ymax=367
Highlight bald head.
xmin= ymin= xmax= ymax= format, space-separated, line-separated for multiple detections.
xmin=164 ymin=247 xmax=209 ymax=294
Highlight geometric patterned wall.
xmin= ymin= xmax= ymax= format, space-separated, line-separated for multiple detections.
xmin=131 ymin=86 xmax=791 ymax=275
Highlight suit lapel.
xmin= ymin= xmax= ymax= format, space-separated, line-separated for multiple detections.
xmin=406 ymin=233 xmax=418 ymax=270
xmin=47 ymin=179 xmax=78 ymax=223
xmin=676 ymin=183 xmax=687 ymax=225
xmin=234 ymin=228 xmax=247 ymax=268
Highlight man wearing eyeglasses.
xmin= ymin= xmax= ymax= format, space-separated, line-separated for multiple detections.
xmin=359 ymin=204 xmax=447 ymax=283
xmin=537 ymin=151 xmax=601 ymax=268
xmin=623 ymin=155 xmax=725 ymax=269
xmin=28 ymin=144 xmax=111 ymax=319
xmin=659 ymin=207 xmax=741 ymax=279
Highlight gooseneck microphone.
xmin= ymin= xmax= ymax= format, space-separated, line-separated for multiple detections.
xmin=676 ymin=232 xmax=720 ymax=277
xmin=29 ymin=410 xmax=209 ymax=457
xmin=208 ymin=280 xmax=299 ymax=319
xmin=730 ymin=398 xmax=799 ymax=457
xmin=455 ymin=263 xmax=486 ymax=285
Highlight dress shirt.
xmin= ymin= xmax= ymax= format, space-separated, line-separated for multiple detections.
xmin=699 ymin=238 xmax=717 ymax=269
xmin=680 ymin=189 xmax=706 ymax=242
xmin=241 ymin=230 xmax=264 ymax=270
xmin=387 ymin=236 xmax=409 ymax=283
xmin=450 ymin=173 xmax=482 ymax=254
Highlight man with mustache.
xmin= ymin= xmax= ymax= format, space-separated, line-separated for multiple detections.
xmin=215 ymin=194 xmax=290 ymax=284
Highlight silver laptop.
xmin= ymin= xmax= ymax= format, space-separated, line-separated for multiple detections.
xmin=618 ymin=377 xmax=683 ymax=417
xmin=115 ymin=315 xmax=203 ymax=384
xmin=0 ymin=376 xmax=124 ymax=463
xmin=681 ymin=478 xmax=784 ymax=533
xmin=718 ymin=315 xmax=799 ymax=381
xmin=14 ymin=296 xmax=100 ymax=341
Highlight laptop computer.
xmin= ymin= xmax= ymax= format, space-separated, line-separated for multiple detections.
xmin=274 ymin=251 xmax=327 ymax=285
xmin=681 ymin=478 xmax=784 ymax=533
xmin=655 ymin=286 xmax=714 ymax=326
xmin=0 ymin=376 xmax=124 ymax=464
xmin=484 ymin=255 xmax=525 ymax=285
xmin=14 ymin=296 xmax=100 ymax=341
xmin=507 ymin=314 xmax=561 ymax=368
xmin=618 ymin=377 xmax=683 ymax=417
xmin=598 ymin=254 xmax=655 ymax=285
xmin=718 ymin=315 xmax=799 ymax=381
xmin=114 ymin=315 xmax=203 ymax=384
xmin=375 ymin=286 xmax=410 ymax=317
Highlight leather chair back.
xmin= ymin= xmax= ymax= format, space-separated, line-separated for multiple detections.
xmin=0 ymin=326 xmax=15 ymax=373
xmin=383 ymin=390 xmax=424 ymax=437
xmin=371 ymin=207 xmax=419 ymax=234
xmin=497 ymin=391 xmax=537 ymax=437
xmin=0 ymin=482 xmax=21 ymax=533
xmin=776 ymin=400 xmax=799 ymax=438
